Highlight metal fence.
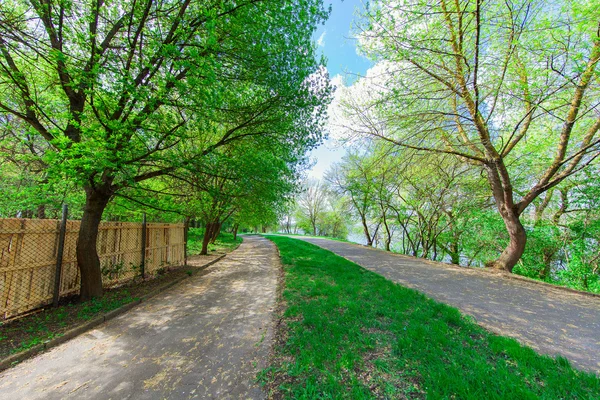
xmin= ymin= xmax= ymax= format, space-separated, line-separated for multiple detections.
xmin=0 ymin=210 xmax=185 ymax=319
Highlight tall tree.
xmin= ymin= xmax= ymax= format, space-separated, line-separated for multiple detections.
xmin=297 ymin=179 xmax=329 ymax=236
xmin=327 ymin=151 xmax=381 ymax=246
xmin=0 ymin=0 xmax=330 ymax=298
xmin=349 ymin=0 xmax=600 ymax=271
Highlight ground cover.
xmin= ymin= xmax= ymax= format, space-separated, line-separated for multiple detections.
xmin=261 ymin=235 xmax=600 ymax=399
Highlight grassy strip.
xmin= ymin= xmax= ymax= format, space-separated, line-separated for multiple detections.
xmin=261 ymin=235 xmax=600 ymax=399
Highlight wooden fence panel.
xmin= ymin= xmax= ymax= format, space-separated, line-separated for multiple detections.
xmin=0 ymin=218 xmax=184 ymax=319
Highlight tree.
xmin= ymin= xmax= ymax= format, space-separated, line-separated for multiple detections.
xmin=182 ymin=138 xmax=301 ymax=254
xmin=297 ymin=179 xmax=329 ymax=236
xmin=0 ymin=0 xmax=330 ymax=299
xmin=349 ymin=0 xmax=600 ymax=272
xmin=327 ymin=151 xmax=382 ymax=246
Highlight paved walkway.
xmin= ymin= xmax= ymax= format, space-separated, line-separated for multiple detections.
xmin=0 ymin=235 xmax=278 ymax=399
xmin=295 ymin=237 xmax=600 ymax=374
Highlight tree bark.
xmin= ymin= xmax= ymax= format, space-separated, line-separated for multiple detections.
xmin=36 ymin=205 xmax=46 ymax=219
xmin=449 ymin=242 xmax=460 ymax=265
xmin=210 ymin=222 xmax=221 ymax=244
xmin=77 ymin=186 xmax=112 ymax=300
xmin=200 ymin=222 xmax=214 ymax=255
xmin=487 ymin=210 xmax=526 ymax=272
xmin=361 ymin=215 xmax=373 ymax=246
xmin=382 ymin=211 xmax=391 ymax=251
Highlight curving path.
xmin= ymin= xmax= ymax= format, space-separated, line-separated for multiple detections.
xmin=295 ymin=236 xmax=600 ymax=374
xmin=0 ymin=235 xmax=278 ymax=399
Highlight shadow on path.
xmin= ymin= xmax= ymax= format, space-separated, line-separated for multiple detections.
xmin=0 ymin=235 xmax=278 ymax=400
xmin=295 ymin=236 xmax=600 ymax=374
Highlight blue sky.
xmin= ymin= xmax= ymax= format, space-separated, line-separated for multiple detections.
xmin=314 ymin=0 xmax=372 ymax=78
xmin=307 ymin=0 xmax=372 ymax=180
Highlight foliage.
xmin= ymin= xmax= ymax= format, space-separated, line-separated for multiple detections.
xmin=0 ymin=0 xmax=331 ymax=298
xmin=336 ymin=0 xmax=600 ymax=272
xmin=288 ymin=179 xmax=350 ymax=239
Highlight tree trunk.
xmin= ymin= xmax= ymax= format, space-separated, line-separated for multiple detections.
xmin=210 ymin=222 xmax=221 ymax=244
xmin=200 ymin=222 xmax=214 ymax=255
xmin=233 ymin=223 xmax=239 ymax=241
xmin=382 ymin=213 xmax=391 ymax=251
xmin=77 ymin=186 xmax=111 ymax=300
xmin=449 ymin=242 xmax=460 ymax=265
xmin=487 ymin=211 xmax=526 ymax=272
xmin=36 ymin=205 xmax=46 ymax=219
xmin=361 ymin=215 xmax=373 ymax=246
xmin=540 ymin=252 xmax=552 ymax=280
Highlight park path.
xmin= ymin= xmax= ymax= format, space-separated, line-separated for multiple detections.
xmin=295 ymin=237 xmax=600 ymax=374
xmin=0 ymin=235 xmax=278 ymax=400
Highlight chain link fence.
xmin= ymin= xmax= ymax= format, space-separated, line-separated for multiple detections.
xmin=0 ymin=208 xmax=185 ymax=319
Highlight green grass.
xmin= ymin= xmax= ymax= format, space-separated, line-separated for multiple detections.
xmin=271 ymin=232 xmax=352 ymax=244
xmin=261 ymin=235 xmax=600 ymax=399
xmin=187 ymin=229 xmax=243 ymax=255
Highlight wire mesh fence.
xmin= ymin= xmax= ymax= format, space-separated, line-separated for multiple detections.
xmin=0 ymin=210 xmax=185 ymax=319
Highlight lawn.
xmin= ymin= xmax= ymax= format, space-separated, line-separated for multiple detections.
xmin=260 ymin=235 xmax=600 ymax=399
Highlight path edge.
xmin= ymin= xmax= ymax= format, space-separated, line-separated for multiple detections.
xmin=295 ymin=236 xmax=600 ymax=300
xmin=0 ymin=253 xmax=227 ymax=373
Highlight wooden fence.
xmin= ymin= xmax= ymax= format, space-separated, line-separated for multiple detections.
xmin=0 ymin=218 xmax=185 ymax=319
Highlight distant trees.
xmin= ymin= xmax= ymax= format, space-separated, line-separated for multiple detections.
xmin=341 ymin=0 xmax=600 ymax=273
xmin=296 ymin=179 xmax=329 ymax=236
xmin=318 ymin=138 xmax=600 ymax=291
xmin=290 ymin=179 xmax=349 ymax=239
xmin=0 ymin=0 xmax=330 ymax=299
xmin=327 ymin=153 xmax=381 ymax=246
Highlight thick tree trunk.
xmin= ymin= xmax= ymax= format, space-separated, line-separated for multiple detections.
xmin=77 ymin=186 xmax=111 ymax=300
xmin=487 ymin=211 xmax=526 ymax=272
xmin=449 ymin=242 xmax=460 ymax=265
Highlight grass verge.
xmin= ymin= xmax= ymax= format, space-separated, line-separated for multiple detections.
xmin=260 ymin=235 xmax=600 ymax=399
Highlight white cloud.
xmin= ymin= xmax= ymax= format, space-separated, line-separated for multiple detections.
xmin=316 ymin=31 xmax=326 ymax=47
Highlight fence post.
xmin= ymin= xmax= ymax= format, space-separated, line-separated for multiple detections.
xmin=184 ymin=217 xmax=190 ymax=266
xmin=140 ymin=212 xmax=147 ymax=278
xmin=53 ymin=204 xmax=68 ymax=307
